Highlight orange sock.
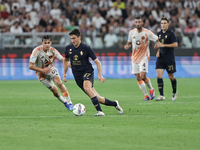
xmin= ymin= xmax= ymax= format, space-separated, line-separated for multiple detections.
xmin=144 ymin=77 xmax=149 ymax=83
xmin=62 ymin=91 xmax=69 ymax=97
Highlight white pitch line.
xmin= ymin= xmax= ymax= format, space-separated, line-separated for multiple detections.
xmin=1 ymin=114 xmax=200 ymax=119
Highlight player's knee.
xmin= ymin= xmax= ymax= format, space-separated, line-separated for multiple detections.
xmin=157 ymin=74 xmax=162 ymax=78
xmin=84 ymin=86 xmax=90 ymax=93
xmin=169 ymin=75 xmax=175 ymax=80
xmin=56 ymin=82 xmax=63 ymax=88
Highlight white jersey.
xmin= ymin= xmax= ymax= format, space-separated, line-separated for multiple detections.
xmin=30 ymin=45 xmax=63 ymax=80
xmin=128 ymin=27 xmax=158 ymax=63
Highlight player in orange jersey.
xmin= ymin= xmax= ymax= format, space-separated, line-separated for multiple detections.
xmin=29 ymin=35 xmax=73 ymax=110
xmin=124 ymin=16 xmax=160 ymax=101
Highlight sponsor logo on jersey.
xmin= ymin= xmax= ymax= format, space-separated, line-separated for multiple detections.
xmin=30 ymin=56 xmax=34 ymax=61
xmin=136 ymin=40 xmax=141 ymax=45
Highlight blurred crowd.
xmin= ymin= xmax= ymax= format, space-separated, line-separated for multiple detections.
xmin=0 ymin=0 xmax=200 ymax=48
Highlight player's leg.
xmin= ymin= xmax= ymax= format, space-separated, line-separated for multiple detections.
xmin=168 ymin=73 xmax=177 ymax=101
xmin=53 ymin=76 xmax=73 ymax=110
xmin=40 ymin=79 xmax=71 ymax=110
xmin=132 ymin=62 xmax=149 ymax=101
xmin=166 ymin=61 xmax=177 ymax=101
xmin=83 ymin=80 xmax=104 ymax=116
xmin=140 ymin=60 xmax=155 ymax=100
xmin=135 ymin=73 xmax=149 ymax=101
xmin=91 ymin=87 xmax=123 ymax=114
xmin=141 ymin=72 xmax=155 ymax=100
xmin=155 ymin=69 xmax=165 ymax=101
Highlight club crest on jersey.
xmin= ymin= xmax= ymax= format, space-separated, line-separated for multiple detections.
xmin=136 ymin=40 xmax=141 ymax=45
xmin=69 ymin=49 xmax=72 ymax=54
xmin=74 ymin=55 xmax=78 ymax=60
xmin=142 ymin=36 xmax=145 ymax=40
xmin=165 ymin=35 xmax=167 ymax=38
xmin=80 ymin=51 xmax=83 ymax=55
xmin=133 ymin=36 xmax=135 ymax=38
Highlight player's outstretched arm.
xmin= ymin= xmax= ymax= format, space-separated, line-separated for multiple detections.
xmin=29 ymin=62 xmax=51 ymax=73
xmin=94 ymin=58 xmax=106 ymax=84
xmin=124 ymin=42 xmax=132 ymax=50
xmin=62 ymin=57 xmax=70 ymax=82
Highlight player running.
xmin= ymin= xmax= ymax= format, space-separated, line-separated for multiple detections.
xmin=63 ymin=29 xmax=123 ymax=116
xmin=29 ymin=35 xmax=73 ymax=110
xmin=154 ymin=17 xmax=178 ymax=101
xmin=124 ymin=16 xmax=159 ymax=101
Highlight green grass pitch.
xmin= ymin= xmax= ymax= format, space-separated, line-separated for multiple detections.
xmin=0 ymin=78 xmax=200 ymax=150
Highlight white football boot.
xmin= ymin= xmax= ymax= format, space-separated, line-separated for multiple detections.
xmin=172 ymin=91 xmax=178 ymax=101
xmin=94 ymin=111 xmax=105 ymax=116
xmin=115 ymin=100 xmax=124 ymax=114
xmin=155 ymin=95 xmax=165 ymax=101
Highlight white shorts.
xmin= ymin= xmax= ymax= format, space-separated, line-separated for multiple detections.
xmin=132 ymin=59 xmax=149 ymax=74
xmin=39 ymin=67 xmax=60 ymax=90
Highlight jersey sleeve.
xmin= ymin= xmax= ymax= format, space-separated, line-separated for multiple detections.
xmin=53 ymin=48 xmax=63 ymax=61
xmin=148 ymin=30 xmax=158 ymax=42
xmin=65 ymin=46 xmax=69 ymax=58
xmin=87 ymin=46 xmax=97 ymax=60
xmin=128 ymin=31 xmax=132 ymax=43
xmin=170 ymin=30 xmax=177 ymax=43
xmin=30 ymin=50 xmax=38 ymax=63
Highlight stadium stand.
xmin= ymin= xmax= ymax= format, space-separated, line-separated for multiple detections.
xmin=0 ymin=0 xmax=200 ymax=49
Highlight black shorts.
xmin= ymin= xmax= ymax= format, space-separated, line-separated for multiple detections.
xmin=74 ymin=71 xmax=94 ymax=93
xmin=156 ymin=61 xmax=176 ymax=73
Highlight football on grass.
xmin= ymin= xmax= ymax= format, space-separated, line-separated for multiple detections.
xmin=73 ymin=103 xmax=86 ymax=116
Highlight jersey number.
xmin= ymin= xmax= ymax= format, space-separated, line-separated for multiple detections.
xmin=84 ymin=73 xmax=91 ymax=79
xmin=168 ymin=65 xmax=174 ymax=71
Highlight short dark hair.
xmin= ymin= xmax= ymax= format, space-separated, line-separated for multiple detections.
xmin=69 ymin=29 xmax=81 ymax=37
xmin=42 ymin=35 xmax=52 ymax=42
xmin=135 ymin=16 xmax=143 ymax=22
xmin=161 ymin=17 xmax=169 ymax=23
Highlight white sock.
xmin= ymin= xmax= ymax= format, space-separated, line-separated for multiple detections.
xmin=65 ymin=95 xmax=72 ymax=104
xmin=57 ymin=95 xmax=67 ymax=103
xmin=138 ymin=81 xmax=148 ymax=95
xmin=145 ymin=77 xmax=153 ymax=90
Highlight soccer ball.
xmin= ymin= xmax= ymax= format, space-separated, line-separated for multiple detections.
xmin=73 ymin=103 xmax=86 ymax=116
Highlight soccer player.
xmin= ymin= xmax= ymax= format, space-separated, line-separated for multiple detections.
xmin=154 ymin=17 xmax=178 ymax=101
xmin=29 ymin=35 xmax=73 ymax=110
xmin=124 ymin=16 xmax=158 ymax=101
xmin=63 ymin=29 xmax=123 ymax=116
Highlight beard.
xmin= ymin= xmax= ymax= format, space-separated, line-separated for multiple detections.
xmin=136 ymin=26 xmax=142 ymax=30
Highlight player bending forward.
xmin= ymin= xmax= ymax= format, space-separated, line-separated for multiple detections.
xmin=63 ymin=29 xmax=123 ymax=116
xmin=29 ymin=35 xmax=73 ymax=110
xmin=124 ymin=16 xmax=159 ymax=101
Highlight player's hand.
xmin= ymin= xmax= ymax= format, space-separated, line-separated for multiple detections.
xmin=157 ymin=42 xmax=164 ymax=47
xmin=156 ymin=51 xmax=160 ymax=57
xmin=98 ymin=75 xmax=106 ymax=83
xmin=63 ymin=73 xmax=67 ymax=82
xmin=154 ymin=43 xmax=159 ymax=49
xmin=43 ymin=67 xmax=51 ymax=73
xmin=124 ymin=44 xmax=130 ymax=50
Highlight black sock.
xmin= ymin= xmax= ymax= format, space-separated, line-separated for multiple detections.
xmin=157 ymin=78 xmax=164 ymax=96
xmin=104 ymin=98 xmax=117 ymax=107
xmin=91 ymin=96 xmax=102 ymax=111
xmin=171 ymin=79 xmax=177 ymax=93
